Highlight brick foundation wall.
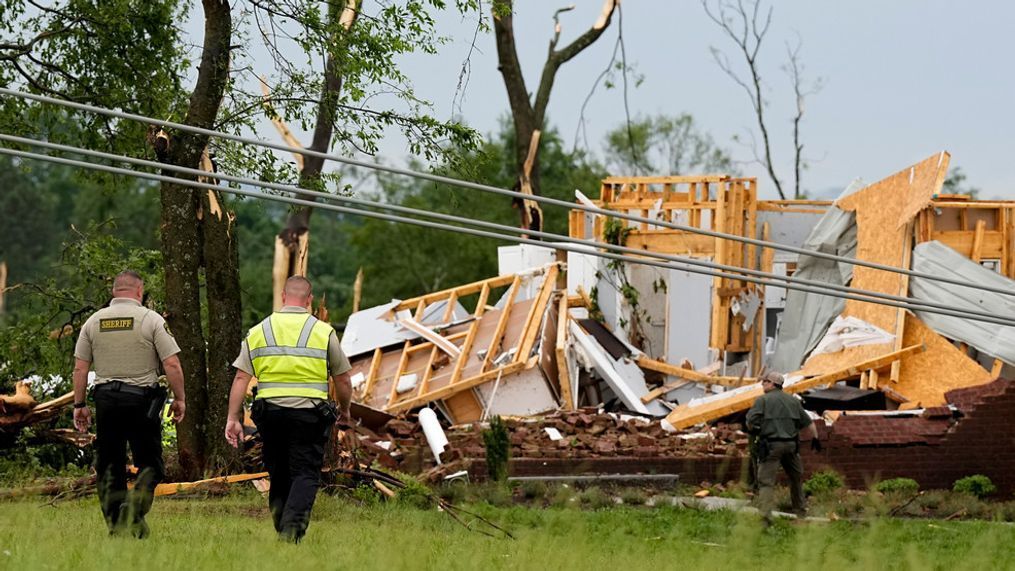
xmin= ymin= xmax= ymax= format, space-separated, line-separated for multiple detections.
xmin=452 ymin=380 xmax=1015 ymax=492
xmin=802 ymin=379 xmax=1015 ymax=493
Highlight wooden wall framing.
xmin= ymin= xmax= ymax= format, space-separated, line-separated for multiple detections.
xmin=568 ymin=175 xmax=771 ymax=370
xmin=348 ymin=264 xmax=560 ymax=422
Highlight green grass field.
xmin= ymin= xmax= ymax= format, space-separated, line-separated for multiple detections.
xmin=5 ymin=491 xmax=1015 ymax=570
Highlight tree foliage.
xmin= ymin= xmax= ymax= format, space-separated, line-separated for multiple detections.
xmin=603 ymin=113 xmax=734 ymax=176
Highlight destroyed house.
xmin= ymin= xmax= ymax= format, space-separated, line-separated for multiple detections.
xmin=338 ymin=151 xmax=1015 ymax=460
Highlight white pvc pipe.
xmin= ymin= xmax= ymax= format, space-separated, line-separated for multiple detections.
xmin=418 ymin=407 xmax=449 ymax=465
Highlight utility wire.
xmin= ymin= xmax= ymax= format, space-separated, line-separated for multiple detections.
xmin=1 ymin=133 xmax=1007 ymax=326
xmin=4 ymin=145 xmax=1015 ymax=328
xmin=0 ymin=87 xmax=1007 ymax=299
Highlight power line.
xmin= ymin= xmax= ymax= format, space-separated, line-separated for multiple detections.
xmin=0 ymin=87 xmax=1007 ymax=299
xmin=4 ymin=145 xmax=1015 ymax=329
xmin=1 ymin=133 xmax=1007 ymax=326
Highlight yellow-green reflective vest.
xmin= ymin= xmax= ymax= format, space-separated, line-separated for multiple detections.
xmin=247 ymin=312 xmax=332 ymax=400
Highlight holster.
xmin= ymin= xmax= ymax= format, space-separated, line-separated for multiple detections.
xmin=251 ymin=398 xmax=267 ymax=425
xmin=146 ymin=386 xmax=168 ymax=421
xmin=313 ymin=400 xmax=338 ymax=424
xmin=757 ymin=438 xmax=770 ymax=461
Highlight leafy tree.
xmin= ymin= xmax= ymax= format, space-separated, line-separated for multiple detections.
xmin=0 ymin=226 xmax=163 ymax=395
xmin=942 ymin=167 xmax=980 ymax=199
xmin=603 ymin=113 xmax=734 ymax=176
xmin=0 ymin=0 xmax=484 ymax=477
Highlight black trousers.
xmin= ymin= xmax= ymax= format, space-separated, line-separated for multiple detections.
xmin=254 ymin=403 xmax=331 ymax=541
xmin=93 ymin=386 xmax=165 ymax=532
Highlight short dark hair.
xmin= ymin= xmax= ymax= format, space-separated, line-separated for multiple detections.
xmin=283 ymin=275 xmax=312 ymax=299
xmin=112 ymin=270 xmax=144 ymax=293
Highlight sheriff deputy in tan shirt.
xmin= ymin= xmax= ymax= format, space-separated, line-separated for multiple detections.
xmin=72 ymin=270 xmax=186 ymax=539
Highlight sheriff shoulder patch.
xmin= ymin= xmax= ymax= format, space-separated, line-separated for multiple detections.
xmin=99 ymin=317 xmax=135 ymax=332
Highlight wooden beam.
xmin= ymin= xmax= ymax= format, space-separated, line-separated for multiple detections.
xmin=386 ymin=300 xmax=426 ymax=407
xmin=991 ymin=358 xmax=1004 ymax=378
xmin=636 ymin=355 xmax=755 ymax=388
xmin=602 ymin=175 xmax=731 ymax=184
xmin=155 ymin=472 xmax=269 ymax=497
xmin=555 ymin=294 xmax=575 ymax=410
xmin=623 ymin=231 xmax=716 ymax=255
xmin=481 ymin=275 xmax=521 ymax=372
xmin=514 ymin=264 xmax=559 ymax=364
xmin=387 ymin=361 xmax=527 ymax=413
xmin=663 ymin=344 xmax=927 ymax=430
xmin=641 ymin=380 xmax=693 ymax=404
xmin=448 ymin=282 xmax=492 ymax=386
xmin=395 ymin=274 xmax=516 ymax=311
xmin=362 ymin=347 xmax=383 ymax=398
xmin=890 ymin=220 xmax=915 ymax=384
xmin=970 ymin=219 xmax=987 ymax=263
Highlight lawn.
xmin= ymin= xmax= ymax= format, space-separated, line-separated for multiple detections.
xmin=3 ymin=491 xmax=1015 ymax=570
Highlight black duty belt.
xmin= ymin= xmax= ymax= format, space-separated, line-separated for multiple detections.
xmin=94 ymin=380 xmax=155 ymax=396
xmin=766 ymin=437 xmax=798 ymax=442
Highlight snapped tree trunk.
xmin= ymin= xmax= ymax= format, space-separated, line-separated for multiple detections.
xmin=272 ymin=0 xmax=359 ymax=308
xmin=492 ymin=0 xmax=617 ymax=233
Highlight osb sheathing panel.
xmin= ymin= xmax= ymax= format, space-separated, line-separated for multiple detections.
xmin=887 ymin=314 xmax=993 ymax=406
xmin=798 ymin=153 xmax=950 ymax=376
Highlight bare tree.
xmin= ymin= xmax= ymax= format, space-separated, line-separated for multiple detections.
xmin=702 ymin=0 xmax=821 ymax=199
xmin=492 ymin=0 xmax=619 ymax=233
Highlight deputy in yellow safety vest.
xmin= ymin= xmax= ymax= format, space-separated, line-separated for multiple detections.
xmin=225 ymin=276 xmax=352 ymax=543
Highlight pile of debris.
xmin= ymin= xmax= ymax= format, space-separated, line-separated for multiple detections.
xmin=280 ymin=409 xmax=748 ymax=484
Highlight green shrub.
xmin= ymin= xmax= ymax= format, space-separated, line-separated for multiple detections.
xmin=350 ymin=483 xmax=383 ymax=506
xmin=482 ymin=416 xmax=511 ymax=483
xmin=953 ymin=475 xmax=996 ymax=498
xmin=578 ymin=486 xmax=615 ymax=510
xmin=875 ymin=477 xmax=920 ymax=495
xmin=394 ymin=474 xmax=436 ymax=510
xmin=471 ymin=482 xmax=513 ymax=507
xmin=517 ymin=480 xmax=548 ymax=501
xmin=803 ymin=470 xmax=845 ymax=496
xmin=548 ymin=484 xmax=578 ymax=508
xmin=436 ymin=482 xmax=466 ymax=504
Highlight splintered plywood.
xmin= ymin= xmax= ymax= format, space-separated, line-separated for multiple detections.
xmin=798 ymin=153 xmax=950 ymax=376
xmin=886 ymin=314 xmax=993 ymax=406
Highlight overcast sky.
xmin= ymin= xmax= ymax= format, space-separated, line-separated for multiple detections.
xmin=194 ymin=1 xmax=1015 ymax=200
xmin=389 ymin=0 xmax=1015 ymax=199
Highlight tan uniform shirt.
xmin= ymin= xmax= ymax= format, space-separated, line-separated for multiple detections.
xmin=74 ymin=298 xmax=181 ymax=387
xmin=232 ymin=306 xmax=351 ymax=409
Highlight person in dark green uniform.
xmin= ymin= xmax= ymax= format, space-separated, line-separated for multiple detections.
xmin=746 ymin=371 xmax=819 ymax=519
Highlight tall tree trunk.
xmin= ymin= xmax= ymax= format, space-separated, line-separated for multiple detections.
xmin=159 ymin=0 xmax=233 ymax=479
xmin=159 ymin=181 xmax=207 ymax=476
xmin=492 ymin=0 xmax=617 ymax=233
xmin=201 ymin=187 xmax=243 ymax=472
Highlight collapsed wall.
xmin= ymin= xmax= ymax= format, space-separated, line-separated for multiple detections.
xmin=803 ymin=378 xmax=1015 ymax=494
